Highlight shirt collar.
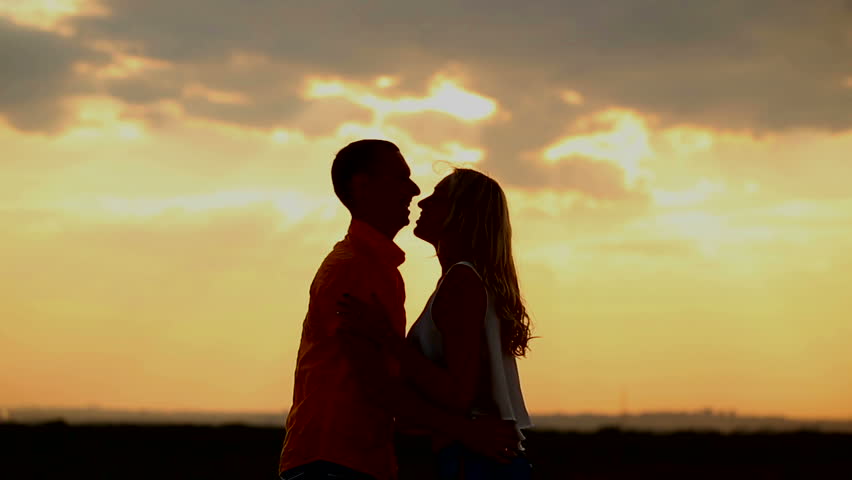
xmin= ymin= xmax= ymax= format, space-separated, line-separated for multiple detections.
xmin=347 ymin=219 xmax=406 ymax=268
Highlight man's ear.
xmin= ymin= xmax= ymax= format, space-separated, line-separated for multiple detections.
xmin=349 ymin=173 xmax=370 ymax=206
xmin=351 ymin=173 xmax=369 ymax=192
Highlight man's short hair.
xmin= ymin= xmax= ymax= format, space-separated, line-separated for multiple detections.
xmin=331 ymin=139 xmax=399 ymax=209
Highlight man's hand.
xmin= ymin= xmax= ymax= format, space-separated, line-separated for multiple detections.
xmin=456 ymin=416 xmax=520 ymax=463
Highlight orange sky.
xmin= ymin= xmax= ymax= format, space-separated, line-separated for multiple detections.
xmin=2 ymin=0 xmax=852 ymax=419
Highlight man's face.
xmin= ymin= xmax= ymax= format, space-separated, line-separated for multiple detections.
xmin=356 ymin=149 xmax=421 ymax=237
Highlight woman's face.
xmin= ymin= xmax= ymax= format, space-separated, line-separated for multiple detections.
xmin=413 ymin=179 xmax=452 ymax=246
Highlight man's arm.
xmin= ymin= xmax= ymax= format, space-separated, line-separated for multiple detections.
xmin=342 ymin=349 xmax=518 ymax=462
xmin=338 ymin=266 xmax=516 ymax=460
xmin=338 ymin=265 xmax=488 ymax=413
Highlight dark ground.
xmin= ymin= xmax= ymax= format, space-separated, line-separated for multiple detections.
xmin=2 ymin=422 xmax=851 ymax=479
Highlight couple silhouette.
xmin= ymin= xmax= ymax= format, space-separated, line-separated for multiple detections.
xmin=279 ymin=139 xmax=533 ymax=480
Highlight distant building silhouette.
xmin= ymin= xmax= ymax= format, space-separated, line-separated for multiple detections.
xmin=5 ymin=407 xmax=852 ymax=433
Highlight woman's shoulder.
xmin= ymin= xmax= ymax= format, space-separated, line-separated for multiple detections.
xmin=433 ymin=262 xmax=487 ymax=328
xmin=447 ymin=260 xmax=483 ymax=278
xmin=438 ymin=262 xmax=484 ymax=293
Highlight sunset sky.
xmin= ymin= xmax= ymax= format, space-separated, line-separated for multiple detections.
xmin=2 ymin=0 xmax=851 ymax=419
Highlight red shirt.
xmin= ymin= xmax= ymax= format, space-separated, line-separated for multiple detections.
xmin=279 ymin=220 xmax=407 ymax=480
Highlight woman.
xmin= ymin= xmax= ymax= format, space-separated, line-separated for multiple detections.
xmin=341 ymin=168 xmax=534 ymax=480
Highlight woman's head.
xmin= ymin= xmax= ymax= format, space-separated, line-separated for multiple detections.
xmin=415 ymin=168 xmax=533 ymax=357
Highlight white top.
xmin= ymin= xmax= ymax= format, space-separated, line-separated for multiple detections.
xmin=408 ymin=261 xmax=533 ymax=443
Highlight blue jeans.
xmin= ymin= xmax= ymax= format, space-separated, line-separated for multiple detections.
xmin=436 ymin=443 xmax=533 ymax=480
xmin=280 ymin=460 xmax=376 ymax=480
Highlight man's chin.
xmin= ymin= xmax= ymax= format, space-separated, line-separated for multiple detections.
xmin=387 ymin=218 xmax=410 ymax=238
xmin=412 ymin=226 xmax=429 ymax=243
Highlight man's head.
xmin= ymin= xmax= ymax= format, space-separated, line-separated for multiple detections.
xmin=331 ymin=139 xmax=421 ymax=239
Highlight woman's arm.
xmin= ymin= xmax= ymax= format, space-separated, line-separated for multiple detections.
xmin=400 ymin=264 xmax=487 ymax=413
xmin=336 ymin=264 xmax=487 ymax=413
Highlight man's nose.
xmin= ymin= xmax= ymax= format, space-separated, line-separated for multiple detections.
xmin=408 ymin=179 xmax=421 ymax=197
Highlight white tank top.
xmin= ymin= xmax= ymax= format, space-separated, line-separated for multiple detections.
xmin=407 ymin=261 xmax=533 ymax=442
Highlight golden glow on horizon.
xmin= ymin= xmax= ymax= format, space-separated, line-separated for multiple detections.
xmin=2 ymin=114 xmax=851 ymax=417
xmin=2 ymin=47 xmax=852 ymax=418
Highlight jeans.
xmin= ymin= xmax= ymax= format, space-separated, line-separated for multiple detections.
xmin=436 ymin=443 xmax=533 ymax=480
xmin=280 ymin=460 xmax=377 ymax=480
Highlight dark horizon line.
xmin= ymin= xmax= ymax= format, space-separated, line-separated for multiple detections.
xmin=3 ymin=405 xmax=852 ymax=422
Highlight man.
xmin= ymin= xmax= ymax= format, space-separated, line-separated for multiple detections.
xmin=279 ymin=140 xmax=517 ymax=480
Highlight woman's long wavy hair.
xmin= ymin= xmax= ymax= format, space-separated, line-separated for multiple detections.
xmin=438 ymin=168 xmax=533 ymax=357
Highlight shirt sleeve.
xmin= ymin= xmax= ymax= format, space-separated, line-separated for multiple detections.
xmin=308 ymin=259 xmax=372 ymax=337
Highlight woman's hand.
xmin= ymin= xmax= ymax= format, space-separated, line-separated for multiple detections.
xmin=457 ymin=416 xmax=520 ymax=463
xmin=336 ymin=292 xmax=396 ymax=346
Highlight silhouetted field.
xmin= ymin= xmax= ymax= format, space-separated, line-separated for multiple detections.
xmin=2 ymin=422 xmax=851 ymax=479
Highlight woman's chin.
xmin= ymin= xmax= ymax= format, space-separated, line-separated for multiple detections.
xmin=412 ymin=227 xmax=432 ymax=244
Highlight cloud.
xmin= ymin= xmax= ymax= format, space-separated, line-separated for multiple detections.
xmin=61 ymin=0 xmax=847 ymax=132
xmin=482 ymin=108 xmax=654 ymax=208
xmin=652 ymin=179 xmax=728 ymax=209
xmin=96 ymin=57 xmax=375 ymax=135
xmin=506 ymin=155 xmax=646 ymax=202
xmin=103 ymin=74 xmax=183 ymax=105
xmin=505 ymin=189 xmax=651 ymax=241
xmin=648 ymin=127 xmax=852 ymax=202
xmin=383 ymin=110 xmax=483 ymax=147
xmin=6 ymin=0 xmax=848 ymax=156
xmin=0 ymin=17 xmax=107 ymax=132
xmin=5 ymin=0 xmax=850 ymax=205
